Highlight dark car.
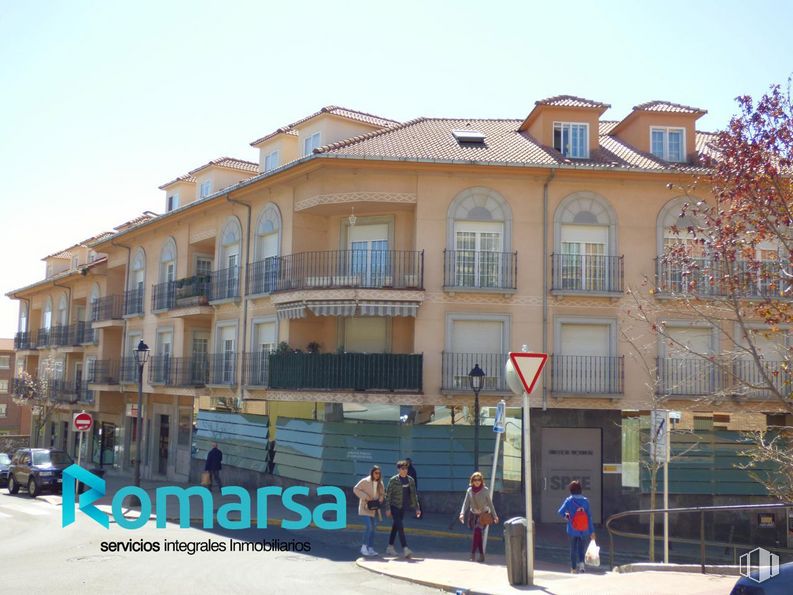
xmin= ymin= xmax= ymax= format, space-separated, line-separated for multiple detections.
xmin=7 ymin=448 xmax=74 ymax=497
xmin=0 ymin=452 xmax=10 ymax=486
xmin=731 ymin=561 xmax=793 ymax=594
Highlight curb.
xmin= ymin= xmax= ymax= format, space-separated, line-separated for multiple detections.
xmin=616 ymin=562 xmax=740 ymax=575
xmin=355 ymin=558 xmax=474 ymax=594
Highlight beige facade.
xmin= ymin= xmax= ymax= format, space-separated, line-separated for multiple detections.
xmin=8 ymin=98 xmax=787 ymax=486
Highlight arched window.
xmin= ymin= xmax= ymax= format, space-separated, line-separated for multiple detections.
xmin=89 ymin=283 xmax=101 ymax=321
xmin=657 ymin=196 xmax=705 ymax=257
xmin=446 ymin=187 xmax=513 ymax=288
xmin=252 ymin=204 xmax=282 ymax=294
xmin=43 ymin=297 xmax=53 ymax=330
xmin=129 ymin=248 xmax=146 ymax=291
xmin=160 ymin=238 xmax=177 ymax=283
xmin=57 ymin=294 xmax=68 ymax=326
xmin=220 ymin=217 xmax=242 ymax=270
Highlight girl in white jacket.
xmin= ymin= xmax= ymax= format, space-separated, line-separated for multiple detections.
xmin=353 ymin=465 xmax=385 ymax=557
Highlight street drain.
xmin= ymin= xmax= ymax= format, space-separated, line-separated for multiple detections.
xmin=67 ymin=554 xmax=123 ymax=563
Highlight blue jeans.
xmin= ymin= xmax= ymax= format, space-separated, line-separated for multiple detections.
xmin=569 ymin=535 xmax=586 ymax=569
xmin=362 ymin=515 xmax=378 ymax=548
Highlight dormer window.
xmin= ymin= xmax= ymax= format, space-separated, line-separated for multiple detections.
xmin=553 ymin=122 xmax=589 ymax=158
xmin=264 ymin=150 xmax=280 ymax=172
xmin=71 ymin=256 xmax=79 ymax=270
xmin=651 ymin=127 xmax=685 ymax=162
xmin=199 ymin=180 xmax=212 ymax=198
xmin=167 ymin=194 xmax=180 ymax=212
xmin=303 ymin=132 xmax=320 ymax=156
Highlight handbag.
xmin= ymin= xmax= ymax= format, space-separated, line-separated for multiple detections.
xmin=478 ymin=511 xmax=494 ymax=527
xmin=201 ymin=471 xmax=211 ymax=487
xmin=366 ymin=500 xmax=382 ymax=511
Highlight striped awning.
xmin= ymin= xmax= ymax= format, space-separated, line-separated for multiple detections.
xmin=358 ymin=301 xmax=420 ymax=317
xmin=276 ymin=303 xmax=307 ymax=320
xmin=307 ymin=300 xmax=358 ymax=317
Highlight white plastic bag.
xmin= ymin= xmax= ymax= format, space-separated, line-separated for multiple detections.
xmin=585 ymin=539 xmax=600 ymax=567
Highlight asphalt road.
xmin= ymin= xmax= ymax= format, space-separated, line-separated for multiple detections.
xmin=0 ymin=490 xmax=444 ymax=595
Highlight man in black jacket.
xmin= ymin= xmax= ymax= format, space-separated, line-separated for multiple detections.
xmin=205 ymin=442 xmax=223 ymax=491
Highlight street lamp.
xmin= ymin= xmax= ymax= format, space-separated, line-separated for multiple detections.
xmin=468 ymin=363 xmax=486 ymax=471
xmin=133 ymin=340 xmax=149 ymax=487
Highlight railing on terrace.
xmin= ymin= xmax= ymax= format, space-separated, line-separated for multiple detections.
xmin=655 ymin=257 xmax=792 ymax=298
xmin=149 ymin=355 xmax=208 ymax=387
xmin=656 ymin=357 xmax=722 ymax=396
xmin=209 ymin=266 xmax=240 ymax=302
xmin=251 ymin=250 xmax=424 ymax=294
xmin=551 ymin=253 xmax=624 ymax=293
xmin=79 ymin=387 xmax=95 ymax=405
xmin=49 ymin=325 xmax=70 ymax=347
xmin=207 ymin=352 xmax=237 ymax=385
xmin=152 ymin=275 xmax=211 ymax=311
xmin=14 ymin=331 xmax=32 ymax=350
xmin=730 ymin=358 xmax=790 ymax=398
xmin=243 ymin=351 xmax=270 ymax=387
xmin=35 ymin=328 xmax=49 ymax=348
xmin=441 ymin=352 xmax=510 ymax=392
xmin=87 ymin=359 xmax=120 ymax=385
xmin=551 ymin=355 xmax=624 ymax=394
xmin=443 ymin=250 xmax=517 ymax=291
xmin=124 ymin=287 xmax=144 ymax=316
xmin=91 ymin=295 xmax=124 ymax=321
xmin=120 ymin=357 xmax=138 ymax=383
xmin=267 ymin=352 xmax=423 ymax=392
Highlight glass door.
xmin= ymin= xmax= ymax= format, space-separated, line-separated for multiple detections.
xmin=348 ymin=224 xmax=389 ymax=286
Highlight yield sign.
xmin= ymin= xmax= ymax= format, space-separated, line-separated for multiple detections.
xmin=508 ymin=352 xmax=548 ymax=394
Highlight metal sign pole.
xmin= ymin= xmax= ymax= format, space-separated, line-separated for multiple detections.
xmin=523 ymin=391 xmax=534 ymax=584
xmin=483 ymin=422 xmax=503 ymax=553
xmin=664 ymin=410 xmax=670 ymax=564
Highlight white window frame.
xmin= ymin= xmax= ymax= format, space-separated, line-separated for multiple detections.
xmin=199 ymin=180 xmax=212 ymax=198
xmin=250 ymin=316 xmax=279 ymax=352
xmin=553 ymin=121 xmax=589 ymax=159
xmin=264 ymin=150 xmax=280 ymax=172
xmin=303 ymin=132 xmax=321 ymax=156
xmin=650 ymin=126 xmax=686 ymax=162
xmin=0 ymin=355 xmax=10 ymax=369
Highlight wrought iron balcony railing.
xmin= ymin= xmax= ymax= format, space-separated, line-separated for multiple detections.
xmin=120 ymin=357 xmax=138 ymax=383
xmin=124 ymin=287 xmax=144 ymax=316
xmin=152 ymin=275 xmax=211 ymax=311
xmin=14 ymin=331 xmax=32 ymax=350
xmin=731 ymin=358 xmax=791 ymax=398
xmin=87 ymin=359 xmax=120 ymax=385
xmin=655 ymin=258 xmax=792 ymax=298
xmin=551 ymin=254 xmax=624 ymax=293
xmin=656 ymin=357 xmax=722 ymax=396
xmin=207 ymin=352 xmax=237 ymax=385
xmin=91 ymin=295 xmax=124 ymax=321
xmin=249 ymin=250 xmax=424 ymax=294
xmin=209 ymin=266 xmax=240 ymax=302
xmin=443 ymin=250 xmax=517 ymax=291
xmin=36 ymin=328 xmax=49 ymax=348
xmin=266 ymin=352 xmax=422 ymax=392
xmin=243 ymin=351 xmax=271 ymax=387
xmin=551 ymin=355 xmax=624 ymax=394
xmin=149 ymin=355 xmax=208 ymax=387
xmin=49 ymin=325 xmax=70 ymax=347
xmin=441 ymin=352 xmax=510 ymax=392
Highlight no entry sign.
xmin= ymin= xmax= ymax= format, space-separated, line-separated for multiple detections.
xmin=73 ymin=411 xmax=93 ymax=432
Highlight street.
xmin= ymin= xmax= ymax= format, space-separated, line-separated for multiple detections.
xmin=0 ymin=491 xmax=443 ymax=595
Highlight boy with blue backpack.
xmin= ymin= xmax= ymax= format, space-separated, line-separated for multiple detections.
xmin=557 ymin=480 xmax=596 ymax=573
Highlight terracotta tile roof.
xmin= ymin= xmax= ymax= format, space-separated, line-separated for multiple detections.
xmin=633 ymin=100 xmax=707 ymax=115
xmin=42 ymin=231 xmax=115 ymax=260
xmin=250 ymin=106 xmax=399 ymax=147
xmin=535 ymin=95 xmax=612 ymax=109
xmin=188 ymin=157 xmax=258 ymax=176
xmin=319 ymin=116 xmax=712 ymax=173
xmin=158 ymin=173 xmax=197 ymax=190
xmin=112 ymin=213 xmax=158 ymax=232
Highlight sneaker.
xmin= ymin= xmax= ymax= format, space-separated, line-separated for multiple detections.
xmin=360 ymin=545 xmax=369 ymax=557
xmin=578 ymin=562 xmax=586 ymax=573
xmin=570 ymin=569 xmax=578 ymax=574
xmin=367 ymin=547 xmax=378 ymax=556
xmin=385 ymin=545 xmax=398 ymax=556
xmin=478 ymin=553 xmax=485 ymax=563
xmin=403 ymin=547 xmax=413 ymax=559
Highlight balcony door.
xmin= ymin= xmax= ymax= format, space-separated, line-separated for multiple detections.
xmin=664 ymin=327 xmax=713 ymax=395
xmin=217 ymin=326 xmax=236 ymax=384
xmin=558 ymin=324 xmax=611 ymax=393
xmin=560 ymin=225 xmax=608 ymax=291
xmin=192 ymin=332 xmax=209 ymax=384
xmin=454 ymin=221 xmax=503 ymax=288
xmin=252 ymin=320 xmax=276 ymax=385
xmin=155 ymin=330 xmax=172 ymax=383
xmin=349 ymin=224 xmax=389 ymax=286
xmin=344 ymin=317 xmax=387 ymax=353
xmin=449 ymin=319 xmax=505 ymax=391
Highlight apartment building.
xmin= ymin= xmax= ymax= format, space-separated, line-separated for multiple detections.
xmin=0 ymin=338 xmax=29 ymax=436
xmin=9 ymin=98 xmax=788 ymax=519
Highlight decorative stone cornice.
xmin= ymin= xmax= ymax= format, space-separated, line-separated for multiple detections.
xmin=295 ymin=192 xmax=416 ymax=212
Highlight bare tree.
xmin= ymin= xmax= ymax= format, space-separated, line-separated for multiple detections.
xmin=12 ymin=355 xmax=62 ymax=447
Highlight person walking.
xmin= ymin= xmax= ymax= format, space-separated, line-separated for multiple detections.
xmin=557 ymin=480 xmax=595 ymax=574
xmin=458 ymin=471 xmax=499 ymax=562
xmin=353 ymin=465 xmax=385 ymax=557
xmin=384 ymin=460 xmax=420 ymax=558
xmin=205 ymin=442 xmax=223 ymax=491
xmin=405 ymin=458 xmax=418 ymax=489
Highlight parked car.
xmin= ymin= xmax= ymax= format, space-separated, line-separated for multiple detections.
xmin=730 ymin=561 xmax=793 ymax=594
xmin=7 ymin=448 xmax=74 ymax=497
xmin=0 ymin=452 xmax=10 ymax=486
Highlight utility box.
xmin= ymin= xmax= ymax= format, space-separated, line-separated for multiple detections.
xmin=504 ymin=517 xmax=529 ymax=585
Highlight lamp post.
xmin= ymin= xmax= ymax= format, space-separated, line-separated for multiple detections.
xmin=468 ymin=363 xmax=485 ymax=471
xmin=133 ymin=340 xmax=149 ymax=487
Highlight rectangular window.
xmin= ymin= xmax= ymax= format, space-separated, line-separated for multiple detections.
xmin=553 ymin=122 xmax=589 ymax=158
xmin=650 ymin=127 xmax=685 ymax=162
xmin=0 ymin=379 xmax=7 ymax=392
xmin=71 ymin=256 xmax=79 ymax=269
xmin=199 ymin=180 xmax=212 ymax=198
xmin=167 ymin=194 xmax=179 ymax=212
xmin=303 ymin=132 xmax=320 ymax=156
xmin=264 ymin=150 xmax=280 ymax=172
xmin=195 ymin=257 xmax=213 ymax=277
xmin=0 ymin=404 xmax=6 ymax=417
xmin=0 ymin=356 xmax=9 ymax=369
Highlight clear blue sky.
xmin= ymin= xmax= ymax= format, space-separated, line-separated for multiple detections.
xmin=0 ymin=0 xmax=791 ymax=337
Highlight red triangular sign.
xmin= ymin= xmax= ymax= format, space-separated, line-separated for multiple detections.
xmin=509 ymin=352 xmax=548 ymax=394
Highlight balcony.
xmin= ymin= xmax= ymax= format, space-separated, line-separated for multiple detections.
xmin=265 ymin=352 xmax=422 ymax=392
xmin=250 ymin=250 xmax=424 ymax=294
xmin=49 ymin=325 xmax=70 ymax=347
xmin=207 ymin=353 xmax=237 ymax=386
xmin=731 ymin=358 xmax=790 ymax=398
xmin=124 ymin=287 xmax=144 ymax=316
xmin=551 ymin=254 xmax=623 ymax=294
xmin=35 ymin=328 xmax=49 ymax=348
xmin=209 ymin=266 xmax=240 ymax=302
xmin=149 ymin=355 xmax=207 ymax=387
xmin=655 ymin=258 xmax=792 ymax=299
xmin=152 ymin=275 xmax=211 ymax=311
xmin=243 ymin=352 xmax=270 ymax=387
xmin=656 ymin=357 xmax=721 ymax=396
xmin=48 ymin=323 xmax=94 ymax=347
xmin=120 ymin=357 xmax=137 ymax=384
xmin=551 ymin=355 xmax=624 ymax=394
xmin=91 ymin=295 xmax=124 ymax=322
xmin=87 ymin=360 xmax=120 ymax=385
xmin=441 ymin=352 xmax=510 ymax=393
xmin=14 ymin=331 xmax=32 ymax=350
xmin=443 ymin=250 xmax=517 ymax=291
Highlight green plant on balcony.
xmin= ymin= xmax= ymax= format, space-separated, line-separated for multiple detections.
xmin=306 ymin=341 xmax=321 ymax=354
